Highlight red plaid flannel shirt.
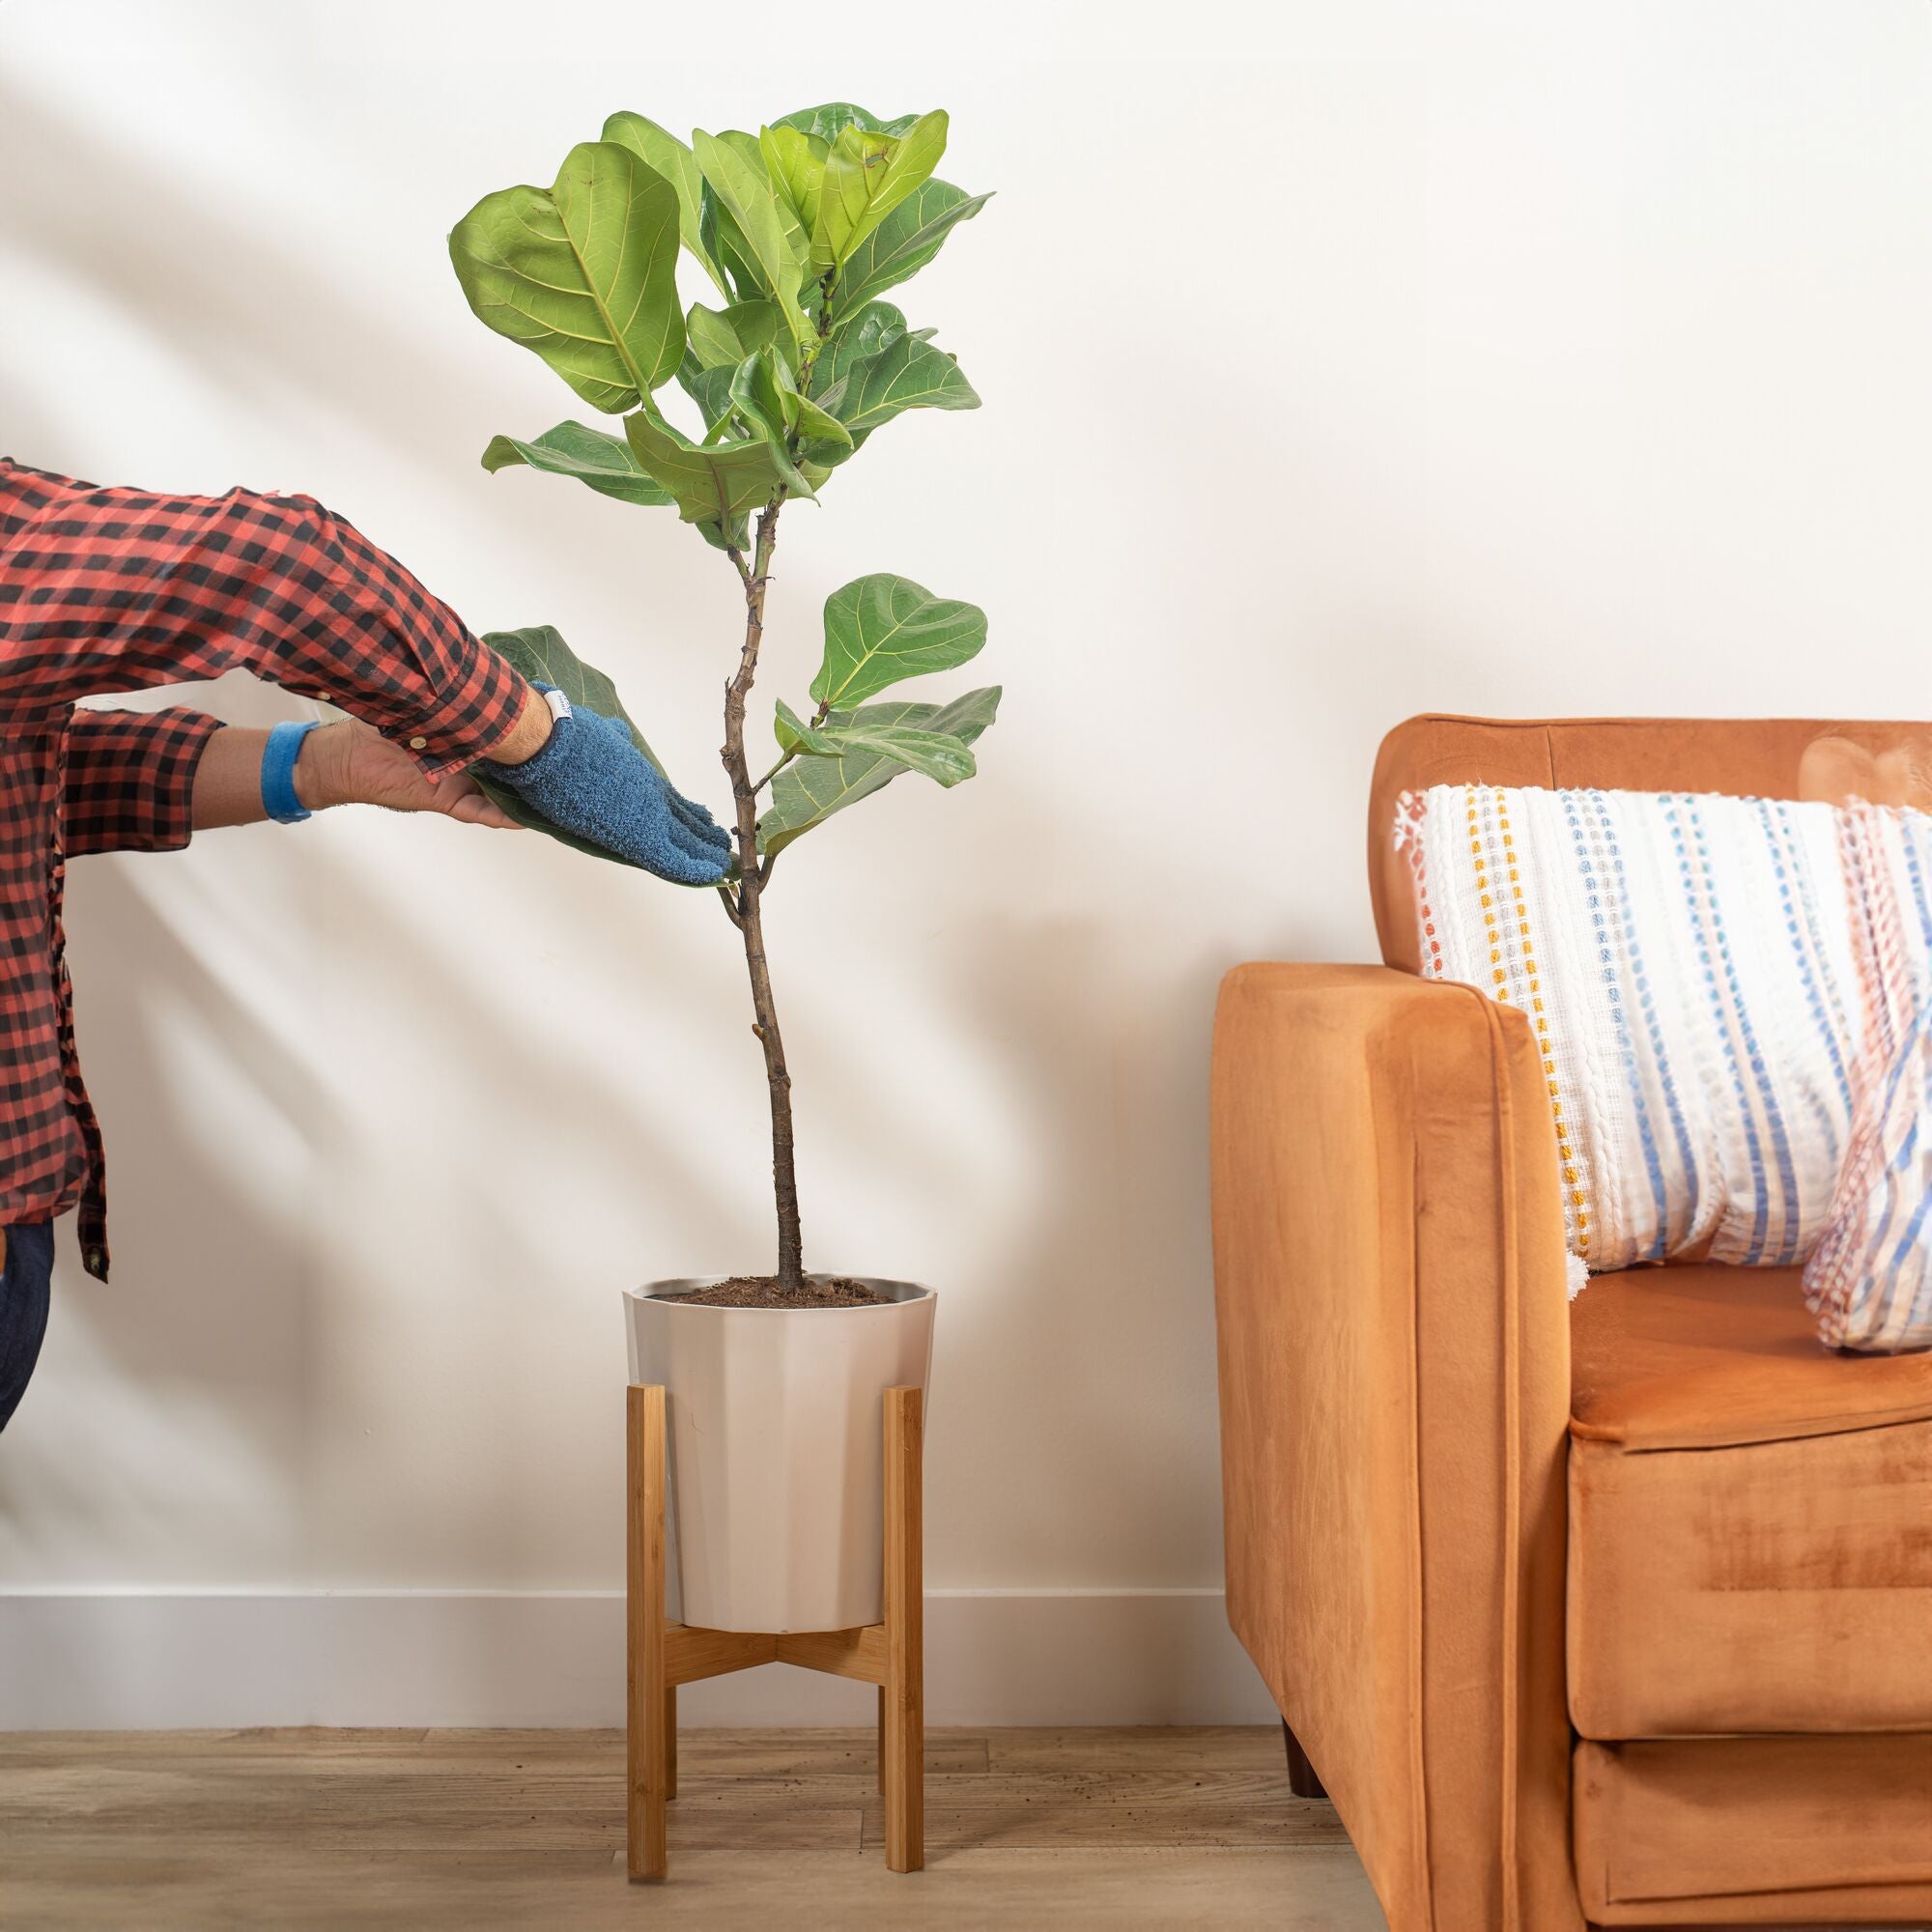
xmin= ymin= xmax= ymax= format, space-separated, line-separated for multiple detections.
xmin=0 ymin=459 xmax=526 ymax=1279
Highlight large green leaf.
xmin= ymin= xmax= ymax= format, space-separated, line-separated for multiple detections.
xmin=810 ymin=574 xmax=988 ymax=709
xmin=684 ymin=298 xmax=780 ymax=371
xmin=469 ymin=627 xmax=731 ymax=880
xmin=699 ymin=185 xmax=763 ymax=307
xmin=678 ymin=300 xmax=781 ymax=433
xmin=811 ymin=299 xmax=907 ymax=391
xmin=817 ymin=717 xmax=975 ymax=784
xmin=679 ymin=363 xmax=740 ymax=437
xmin=600 ymin=112 xmax=730 ymax=298
xmin=758 ymin=685 xmax=1001 ymax=857
xmin=758 ymin=125 xmax=827 ymax=236
xmin=450 ymin=141 xmax=684 ymax=412
xmin=831 ymin=179 xmax=990 ymax=317
xmin=726 ymin=352 xmax=819 ymax=497
xmin=693 ymin=129 xmax=810 ymax=346
xmin=813 ymin=317 xmax=979 ymax=442
xmin=774 ymin=102 xmax=921 ymax=142
xmin=624 ymin=405 xmax=790 ymax=528
xmin=481 ymin=421 xmax=674 ymax=508
xmin=812 ymin=112 xmax=948 ymax=271
xmin=773 ymin=697 xmax=843 ymax=757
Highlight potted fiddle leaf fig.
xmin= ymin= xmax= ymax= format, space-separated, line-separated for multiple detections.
xmin=450 ymin=103 xmax=994 ymax=1633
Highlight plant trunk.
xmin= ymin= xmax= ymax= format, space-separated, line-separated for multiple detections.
xmin=721 ymin=499 xmax=804 ymax=1288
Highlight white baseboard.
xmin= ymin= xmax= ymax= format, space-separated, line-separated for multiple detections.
xmin=0 ymin=1589 xmax=1278 ymax=1729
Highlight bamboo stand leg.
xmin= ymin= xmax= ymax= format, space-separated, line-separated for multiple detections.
xmin=626 ymin=1384 xmax=668 ymax=1882
xmin=882 ymin=1386 xmax=924 ymax=1873
xmin=624 ymin=1379 xmax=923 ymax=1881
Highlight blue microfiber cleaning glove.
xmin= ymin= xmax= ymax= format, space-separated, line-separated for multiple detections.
xmin=481 ymin=689 xmax=736 ymax=886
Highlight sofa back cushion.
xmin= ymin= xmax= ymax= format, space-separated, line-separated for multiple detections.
xmin=1402 ymin=781 xmax=1932 ymax=1275
xmin=1369 ymin=716 xmax=1932 ymax=974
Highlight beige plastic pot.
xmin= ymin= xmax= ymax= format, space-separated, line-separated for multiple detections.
xmin=623 ymin=1276 xmax=935 ymax=1634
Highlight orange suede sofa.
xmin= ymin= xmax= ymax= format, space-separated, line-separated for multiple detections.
xmin=1211 ymin=717 xmax=1932 ymax=1930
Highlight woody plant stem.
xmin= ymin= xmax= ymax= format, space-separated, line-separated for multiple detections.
xmin=719 ymin=495 xmax=804 ymax=1288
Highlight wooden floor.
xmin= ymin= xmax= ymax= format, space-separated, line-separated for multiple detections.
xmin=0 ymin=1725 xmax=1387 ymax=1929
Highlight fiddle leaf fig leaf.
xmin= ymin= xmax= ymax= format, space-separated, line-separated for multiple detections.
xmin=817 ymin=718 xmax=975 ymax=784
xmin=774 ymin=697 xmax=842 ymax=757
xmin=480 ymin=422 xmax=675 ymax=508
xmin=699 ymin=186 xmax=763 ymax=307
xmin=810 ymin=574 xmax=988 ymax=709
xmin=816 ymin=326 xmax=978 ymax=442
xmin=480 ymin=626 xmax=664 ymax=770
xmin=600 ymin=112 xmax=731 ymax=298
xmin=788 ymin=384 xmax=853 ymax=452
xmin=679 ymin=363 xmax=741 ymax=438
xmin=449 ymin=140 xmax=684 ymax=412
xmin=693 ymin=129 xmax=811 ymax=346
xmin=758 ymin=685 xmax=1001 ymax=857
xmin=726 ymin=352 xmax=821 ymax=497
xmin=812 ymin=111 xmax=949 ymax=270
xmin=774 ymin=102 xmax=921 ymax=143
xmin=624 ymin=404 xmax=792 ymax=527
xmin=810 ymin=299 xmax=905 ymax=400
xmin=831 ymin=179 xmax=990 ymax=317
xmin=759 ymin=125 xmax=828 ymax=236
xmin=685 ymin=298 xmax=781 ymax=371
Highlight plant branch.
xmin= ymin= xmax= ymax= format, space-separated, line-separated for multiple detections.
xmin=720 ymin=491 xmax=805 ymax=1287
xmin=751 ymin=746 xmax=797 ymax=796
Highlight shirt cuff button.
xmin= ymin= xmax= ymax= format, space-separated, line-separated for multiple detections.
xmin=408 ymin=736 xmax=428 ymax=751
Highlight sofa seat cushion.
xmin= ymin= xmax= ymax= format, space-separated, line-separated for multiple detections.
xmin=1571 ymin=1262 xmax=1932 ymax=1452
xmin=1574 ymin=1735 xmax=1932 ymax=1925
xmin=1569 ymin=1265 xmax=1932 ymax=1737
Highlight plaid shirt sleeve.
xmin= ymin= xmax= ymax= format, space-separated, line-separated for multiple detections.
xmin=62 ymin=706 xmax=225 ymax=857
xmin=0 ymin=460 xmax=526 ymax=776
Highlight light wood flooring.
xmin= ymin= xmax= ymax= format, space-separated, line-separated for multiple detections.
xmin=0 ymin=1725 xmax=1387 ymax=1929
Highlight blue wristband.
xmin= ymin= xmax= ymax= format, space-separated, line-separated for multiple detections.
xmin=261 ymin=720 xmax=323 ymax=824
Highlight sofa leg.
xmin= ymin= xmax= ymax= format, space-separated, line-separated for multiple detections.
xmin=1282 ymin=1719 xmax=1327 ymax=1801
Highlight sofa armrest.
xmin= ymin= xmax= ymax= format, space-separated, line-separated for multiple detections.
xmin=1211 ymin=963 xmax=1580 ymax=1932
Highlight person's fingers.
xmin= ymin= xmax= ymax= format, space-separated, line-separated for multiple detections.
xmin=632 ymin=807 xmax=731 ymax=884
xmin=642 ymin=838 xmax=729 ymax=885
xmin=661 ymin=809 xmax=735 ymax=880
xmin=668 ymin=791 xmax=735 ymax=853
xmin=434 ymin=770 xmax=520 ymax=828
xmin=446 ymin=792 xmax=522 ymax=829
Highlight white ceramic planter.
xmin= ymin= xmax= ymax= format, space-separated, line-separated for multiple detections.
xmin=624 ymin=1276 xmax=935 ymax=1634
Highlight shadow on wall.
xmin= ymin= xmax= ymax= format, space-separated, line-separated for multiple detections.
xmin=0 ymin=824 xmax=752 ymax=1576
xmin=0 ymin=75 xmax=486 ymax=484
xmin=0 ymin=845 xmax=318 ymax=1570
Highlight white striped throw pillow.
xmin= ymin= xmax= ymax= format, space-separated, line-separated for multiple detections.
xmin=1399 ymin=784 xmax=1932 ymax=1295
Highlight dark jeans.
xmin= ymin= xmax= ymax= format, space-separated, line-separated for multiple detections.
xmin=0 ymin=1221 xmax=53 ymax=1434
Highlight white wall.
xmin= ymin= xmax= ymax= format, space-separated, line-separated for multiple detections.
xmin=2 ymin=1 xmax=1928 ymax=1722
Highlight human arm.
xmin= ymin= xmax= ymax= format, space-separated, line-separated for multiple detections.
xmin=14 ymin=461 xmax=726 ymax=878
xmin=187 ymin=709 xmax=550 ymax=830
xmin=61 ymin=695 xmax=554 ymax=856
xmin=1 ymin=458 xmax=529 ymax=774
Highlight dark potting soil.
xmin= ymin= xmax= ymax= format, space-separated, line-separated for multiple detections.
xmin=661 ymin=1275 xmax=890 ymax=1310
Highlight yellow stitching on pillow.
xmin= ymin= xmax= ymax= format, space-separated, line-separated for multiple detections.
xmin=1489 ymin=787 xmax=1590 ymax=1257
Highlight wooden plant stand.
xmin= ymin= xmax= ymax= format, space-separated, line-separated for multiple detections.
xmin=625 ymin=1381 xmax=923 ymax=1882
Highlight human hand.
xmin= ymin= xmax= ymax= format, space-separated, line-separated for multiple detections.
xmin=298 ymin=719 xmax=520 ymax=828
xmin=478 ymin=696 xmax=735 ymax=885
